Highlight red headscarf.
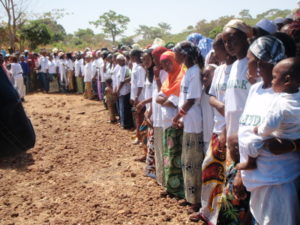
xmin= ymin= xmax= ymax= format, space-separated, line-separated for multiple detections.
xmin=160 ymin=51 xmax=186 ymax=97
xmin=152 ymin=46 xmax=168 ymax=63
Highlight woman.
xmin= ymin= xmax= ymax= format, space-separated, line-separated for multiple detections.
xmin=172 ymin=41 xmax=204 ymax=212
xmin=156 ymin=51 xmax=186 ymax=198
xmin=66 ymin=53 xmax=75 ymax=92
xmin=150 ymin=46 xmax=168 ymax=186
xmin=236 ymin=36 xmax=300 ymax=225
xmin=10 ymin=56 xmax=25 ymax=101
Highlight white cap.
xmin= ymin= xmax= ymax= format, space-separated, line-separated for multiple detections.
xmin=255 ymin=19 xmax=277 ymax=34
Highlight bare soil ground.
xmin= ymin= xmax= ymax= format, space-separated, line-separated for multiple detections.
xmin=0 ymin=93 xmax=200 ymax=225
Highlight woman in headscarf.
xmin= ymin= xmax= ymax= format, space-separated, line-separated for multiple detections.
xmin=235 ymin=35 xmax=300 ymax=225
xmin=156 ymin=51 xmax=186 ymax=198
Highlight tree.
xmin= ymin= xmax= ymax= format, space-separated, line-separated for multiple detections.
xmin=90 ymin=10 xmax=130 ymax=45
xmin=21 ymin=20 xmax=51 ymax=50
xmin=136 ymin=22 xmax=172 ymax=40
xmin=0 ymin=0 xmax=30 ymax=50
xmin=239 ymin=9 xmax=252 ymax=19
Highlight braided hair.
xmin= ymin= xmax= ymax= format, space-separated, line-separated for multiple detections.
xmin=174 ymin=40 xmax=204 ymax=69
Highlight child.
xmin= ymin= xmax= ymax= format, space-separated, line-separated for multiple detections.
xmin=10 ymin=56 xmax=25 ymax=101
xmin=105 ymin=78 xmax=117 ymax=123
xmin=237 ymin=57 xmax=300 ymax=170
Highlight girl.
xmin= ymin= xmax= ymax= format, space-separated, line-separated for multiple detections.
xmin=130 ymin=50 xmax=146 ymax=145
xmin=172 ymin=41 xmax=204 ymax=212
xmin=105 ymin=78 xmax=117 ymax=123
xmin=150 ymin=46 xmax=168 ymax=186
xmin=156 ymin=51 xmax=186 ymax=199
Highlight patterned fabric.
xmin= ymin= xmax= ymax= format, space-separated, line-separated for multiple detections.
xmin=198 ymin=37 xmax=214 ymax=58
xmin=249 ymin=35 xmax=286 ymax=64
xmin=181 ymin=132 xmax=205 ymax=204
xmin=218 ymin=163 xmax=250 ymax=225
xmin=163 ymin=127 xmax=184 ymax=198
xmin=154 ymin=127 xmax=165 ymax=186
xmin=84 ymin=82 xmax=93 ymax=99
xmin=145 ymin=128 xmax=155 ymax=178
xmin=106 ymin=92 xmax=117 ymax=122
xmin=76 ymin=76 xmax=84 ymax=94
xmin=67 ymin=70 xmax=74 ymax=91
xmin=48 ymin=74 xmax=59 ymax=93
xmin=198 ymin=133 xmax=226 ymax=225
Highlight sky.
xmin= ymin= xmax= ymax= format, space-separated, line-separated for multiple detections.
xmin=29 ymin=0 xmax=298 ymax=36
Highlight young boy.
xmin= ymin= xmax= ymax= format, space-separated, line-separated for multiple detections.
xmin=105 ymin=78 xmax=117 ymax=123
xmin=237 ymin=57 xmax=300 ymax=170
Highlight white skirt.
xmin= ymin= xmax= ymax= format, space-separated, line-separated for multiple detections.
xmin=14 ymin=76 xmax=26 ymax=98
xmin=250 ymin=176 xmax=300 ymax=225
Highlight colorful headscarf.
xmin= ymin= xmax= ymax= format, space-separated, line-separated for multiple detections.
xmin=160 ymin=51 xmax=186 ymax=97
xmin=152 ymin=46 xmax=168 ymax=64
xmin=198 ymin=37 xmax=213 ymax=58
xmin=187 ymin=33 xmax=203 ymax=46
xmin=249 ymin=35 xmax=286 ymax=64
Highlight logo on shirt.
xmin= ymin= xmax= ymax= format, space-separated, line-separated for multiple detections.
xmin=239 ymin=114 xmax=263 ymax=126
xmin=226 ymin=79 xmax=248 ymax=90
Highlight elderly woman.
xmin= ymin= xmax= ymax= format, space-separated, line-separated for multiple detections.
xmin=235 ymin=36 xmax=300 ymax=225
xmin=156 ymin=51 xmax=186 ymax=198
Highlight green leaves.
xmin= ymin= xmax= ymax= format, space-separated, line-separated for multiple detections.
xmin=90 ymin=10 xmax=130 ymax=44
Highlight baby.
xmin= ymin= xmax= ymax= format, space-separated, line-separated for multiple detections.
xmin=237 ymin=57 xmax=300 ymax=170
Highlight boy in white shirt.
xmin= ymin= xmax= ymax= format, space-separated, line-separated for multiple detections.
xmin=237 ymin=58 xmax=300 ymax=170
xmin=83 ymin=54 xmax=95 ymax=100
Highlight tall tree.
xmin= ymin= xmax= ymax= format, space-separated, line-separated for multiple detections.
xmin=0 ymin=0 xmax=30 ymax=50
xmin=21 ymin=20 xmax=51 ymax=49
xmin=90 ymin=10 xmax=130 ymax=45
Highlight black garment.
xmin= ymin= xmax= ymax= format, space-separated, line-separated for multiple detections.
xmin=0 ymin=66 xmax=36 ymax=156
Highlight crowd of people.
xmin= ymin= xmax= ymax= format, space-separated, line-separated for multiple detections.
xmin=1 ymin=11 xmax=300 ymax=225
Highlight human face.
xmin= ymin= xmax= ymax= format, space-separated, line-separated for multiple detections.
xmin=272 ymin=64 xmax=286 ymax=93
xmin=247 ymin=51 xmax=260 ymax=84
xmin=222 ymin=28 xmax=246 ymax=57
xmin=160 ymin=59 xmax=174 ymax=73
xmin=213 ymin=43 xmax=227 ymax=63
xmin=142 ymin=53 xmax=153 ymax=69
xmin=202 ymin=67 xmax=214 ymax=93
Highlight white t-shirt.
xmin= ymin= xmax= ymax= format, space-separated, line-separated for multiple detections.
xmin=39 ymin=56 xmax=48 ymax=73
xmin=111 ymin=64 xmax=120 ymax=92
xmin=257 ymin=91 xmax=300 ymax=140
xmin=48 ymin=60 xmax=57 ymax=74
xmin=152 ymin=70 xmax=168 ymax=128
xmin=160 ymin=93 xmax=179 ymax=129
xmin=200 ymin=89 xmax=214 ymax=142
xmin=238 ymin=82 xmax=300 ymax=191
xmin=66 ymin=59 xmax=74 ymax=71
xmin=83 ymin=62 xmax=95 ymax=82
xmin=209 ymin=63 xmax=232 ymax=134
xmin=178 ymin=64 xmax=203 ymax=133
xmin=130 ymin=63 xmax=146 ymax=101
xmin=225 ymin=57 xmax=251 ymax=138
xmin=10 ymin=63 xmax=23 ymax=78
xmin=144 ymin=77 xmax=153 ymax=112
xmin=74 ymin=59 xmax=83 ymax=77
xmin=116 ymin=65 xmax=131 ymax=96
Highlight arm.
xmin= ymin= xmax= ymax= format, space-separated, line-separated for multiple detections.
xmin=209 ymin=95 xmax=224 ymax=116
xmin=136 ymin=97 xmax=152 ymax=112
xmin=173 ymin=99 xmax=195 ymax=126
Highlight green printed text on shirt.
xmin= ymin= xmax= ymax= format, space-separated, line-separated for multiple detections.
xmin=226 ymin=79 xmax=248 ymax=90
xmin=239 ymin=114 xmax=263 ymax=127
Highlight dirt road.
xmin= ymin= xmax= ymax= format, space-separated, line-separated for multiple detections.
xmin=0 ymin=93 xmax=199 ymax=225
